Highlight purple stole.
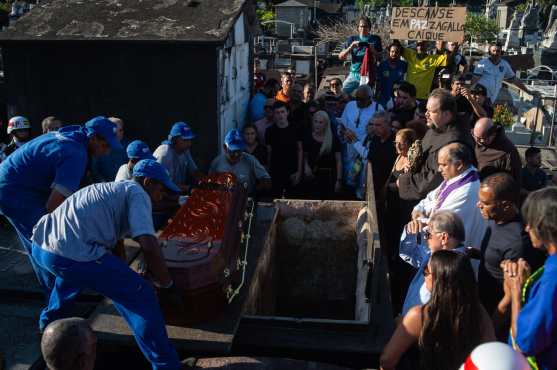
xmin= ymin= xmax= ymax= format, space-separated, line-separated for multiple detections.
xmin=434 ymin=169 xmax=479 ymax=211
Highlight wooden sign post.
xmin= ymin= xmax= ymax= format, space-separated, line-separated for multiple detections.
xmin=390 ymin=7 xmax=467 ymax=42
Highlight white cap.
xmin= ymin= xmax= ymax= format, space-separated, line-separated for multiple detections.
xmin=459 ymin=342 xmax=530 ymax=370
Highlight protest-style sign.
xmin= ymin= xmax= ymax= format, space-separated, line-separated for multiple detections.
xmin=390 ymin=7 xmax=467 ymax=42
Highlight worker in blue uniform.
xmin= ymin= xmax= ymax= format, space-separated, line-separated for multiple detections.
xmin=497 ymin=187 xmax=557 ymax=370
xmin=0 ymin=116 xmax=122 ymax=286
xmin=30 ymin=159 xmax=184 ymax=370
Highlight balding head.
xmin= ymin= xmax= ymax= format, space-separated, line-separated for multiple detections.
xmin=41 ymin=318 xmax=96 ymax=370
xmin=108 ymin=117 xmax=124 ymax=141
xmin=355 ymin=85 xmax=373 ymax=108
xmin=473 ymin=118 xmax=497 ymax=146
xmin=438 ymin=142 xmax=473 ymax=180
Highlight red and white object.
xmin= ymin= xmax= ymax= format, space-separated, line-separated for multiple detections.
xmin=460 ymin=342 xmax=529 ymax=370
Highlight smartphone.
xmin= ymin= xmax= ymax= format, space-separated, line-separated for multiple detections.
xmin=358 ymin=41 xmax=369 ymax=47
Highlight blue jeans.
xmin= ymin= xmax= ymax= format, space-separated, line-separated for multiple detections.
xmin=342 ymin=73 xmax=361 ymax=95
xmin=31 ymin=245 xmax=181 ymax=370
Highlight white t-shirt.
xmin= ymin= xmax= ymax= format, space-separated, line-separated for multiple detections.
xmin=473 ymin=57 xmax=515 ymax=103
xmin=31 ymin=181 xmax=155 ymax=262
xmin=114 ymin=163 xmax=132 ymax=181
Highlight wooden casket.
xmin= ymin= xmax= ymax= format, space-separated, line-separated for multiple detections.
xmin=157 ymin=173 xmax=253 ymax=325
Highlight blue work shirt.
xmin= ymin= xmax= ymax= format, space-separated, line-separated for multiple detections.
xmin=90 ymin=139 xmax=128 ymax=182
xmin=513 ymin=254 xmax=557 ymax=370
xmin=249 ymin=92 xmax=267 ymax=122
xmin=0 ymin=126 xmax=88 ymax=236
xmin=377 ymin=59 xmax=408 ymax=107
xmin=342 ymin=34 xmax=383 ymax=76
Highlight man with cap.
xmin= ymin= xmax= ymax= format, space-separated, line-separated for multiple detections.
xmin=90 ymin=116 xmax=129 ymax=182
xmin=0 ymin=115 xmax=32 ymax=161
xmin=30 ymin=159 xmax=186 ymax=370
xmin=115 ymin=140 xmax=156 ymax=181
xmin=0 ymin=116 xmax=121 ymax=284
xmin=209 ymin=129 xmax=271 ymax=197
xmin=153 ymin=122 xmax=201 ymax=192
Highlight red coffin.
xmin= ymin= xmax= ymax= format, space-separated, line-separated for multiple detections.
xmin=158 ymin=173 xmax=249 ymax=324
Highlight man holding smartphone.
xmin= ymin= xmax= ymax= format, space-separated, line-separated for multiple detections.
xmin=451 ymin=75 xmax=492 ymax=129
xmin=338 ymin=16 xmax=382 ymax=95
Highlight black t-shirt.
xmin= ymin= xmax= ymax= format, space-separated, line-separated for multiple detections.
xmin=266 ymin=124 xmax=301 ymax=177
xmin=521 ymin=167 xmax=548 ymax=192
xmin=244 ymin=143 xmax=268 ymax=167
xmin=482 ymin=219 xmax=529 ymax=281
xmin=367 ymin=134 xmax=397 ymax=194
xmin=302 ymin=132 xmax=341 ymax=171
xmin=390 ymin=105 xmax=416 ymax=126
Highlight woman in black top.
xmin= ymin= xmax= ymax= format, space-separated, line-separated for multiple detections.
xmin=302 ymin=110 xmax=342 ymax=199
xmin=380 ymin=250 xmax=495 ymax=370
xmin=242 ymin=124 xmax=268 ymax=167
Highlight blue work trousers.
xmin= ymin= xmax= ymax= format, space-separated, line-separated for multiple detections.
xmin=31 ymin=244 xmax=181 ymax=370
xmin=0 ymin=200 xmax=49 ymax=292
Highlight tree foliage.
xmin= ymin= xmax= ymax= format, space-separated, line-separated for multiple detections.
xmin=464 ymin=13 xmax=499 ymax=43
xmin=356 ymin=0 xmax=387 ymax=10
xmin=256 ymin=7 xmax=275 ymax=31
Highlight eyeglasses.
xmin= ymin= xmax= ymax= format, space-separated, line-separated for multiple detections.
xmin=330 ymin=83 xmax=340 ymax=87
xmin=423 ymin=229 xmax=440 ymax=240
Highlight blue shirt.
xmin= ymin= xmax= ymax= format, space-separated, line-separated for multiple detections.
xmin=90 ymin=139 xmax=129 ymax=182
xmin=249 ymin=92 xmax=267 ymax=122
xmin=31 ymin=181 xmax=155 ymax=262
xmin=399 ymin=229 xmax=431 ymax=315
xmin=514 ymin=254 xmax=557 ymax=370
xmin=0 ymin=126 xmax=88 ymax=212
xmin=377 ymin=59 xmax=408 ymax=107
xmin=342 ymin=35 xmax=382 ymax=75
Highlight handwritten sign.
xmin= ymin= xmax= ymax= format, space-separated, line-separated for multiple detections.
xmin=390 ymin=7 xmax=466 ymax=42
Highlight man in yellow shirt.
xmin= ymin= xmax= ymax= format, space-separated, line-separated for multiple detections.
xmin=394 ymin=40 xmax=448 ymax=101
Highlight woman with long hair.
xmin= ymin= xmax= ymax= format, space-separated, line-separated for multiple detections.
xmin=302 ymin=110 xmax=342 ymax=199
xmin=497 ymin=187 xmax=557 ymax=370
xmin=380 ymin=250 xmax=495 ymax=370
xmin=242 ymin=124 xmax=267 ymax=167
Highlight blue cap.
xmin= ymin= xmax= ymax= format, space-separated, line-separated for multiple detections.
xmin=132 ymin=159 xmax=181 ymax=193
xmin=224 ymin=129 xmax=246 ymax=151
xmin=168 ymin=122 xmax=195 ymax=141
xmin=126 ymin=140 xmax=155 ymax=160
xmin=84 ymin=116 xmax=122 ymax=150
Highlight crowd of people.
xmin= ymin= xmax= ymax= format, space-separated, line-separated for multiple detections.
xmin=0 ymin=14 xmax=556 ymax=370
